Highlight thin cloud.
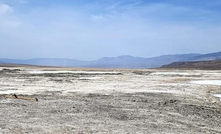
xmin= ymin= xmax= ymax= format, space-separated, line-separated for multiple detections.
xmin=0 ymin=3 xmax=21 ymax=30
xmin=18 ymin=0 xmax=28 ymax=4
xmin=0 ymin=3 xmax=13 ymax=15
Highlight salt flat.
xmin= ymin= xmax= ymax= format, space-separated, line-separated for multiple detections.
xmin=190 ymin=80 xmax=221 ymax=85
xmin=0 ymin=67 xmax=221 ymax=134
xmin=27 ymin=70 xmax=121 ymax=75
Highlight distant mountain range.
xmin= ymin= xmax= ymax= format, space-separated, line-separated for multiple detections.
xmin=0 ymin=51 xmax=221 ymax=69
xmin=187 ymin=51 xmax=221 ymax=61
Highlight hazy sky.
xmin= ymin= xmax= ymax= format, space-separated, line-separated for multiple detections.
xmin=0 ymin=0 xmax=221 ymax=60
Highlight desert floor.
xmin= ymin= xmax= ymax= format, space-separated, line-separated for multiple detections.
xmin=0 ymin=66 xmax=221 ymax=134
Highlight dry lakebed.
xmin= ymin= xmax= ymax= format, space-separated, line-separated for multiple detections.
xmin=0 ymin=66 xmax=221 ymax=134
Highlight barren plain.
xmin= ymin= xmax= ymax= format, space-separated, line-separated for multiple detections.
xmin=0 ymin=66 xmax=221 ymax=134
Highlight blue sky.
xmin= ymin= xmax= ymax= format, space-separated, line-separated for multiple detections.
xmin=0 ymin=0 xmax=221 ymax=60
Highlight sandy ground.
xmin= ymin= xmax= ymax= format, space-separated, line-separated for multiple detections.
xmin=0 ymin=67 xmax=221 ymax=134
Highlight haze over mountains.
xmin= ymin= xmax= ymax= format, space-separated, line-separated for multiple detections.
xmin=0 ymin=51 xmax=221 ymax=69
xmin=187 ymin=51 xmax=221 ymax=61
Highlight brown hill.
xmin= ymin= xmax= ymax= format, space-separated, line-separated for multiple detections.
xmin=161 ymin=60 xmax=221 ymax=70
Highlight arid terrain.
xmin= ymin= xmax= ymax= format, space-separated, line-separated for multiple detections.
xmin=0 ymin=66 xmax=221 ymax=134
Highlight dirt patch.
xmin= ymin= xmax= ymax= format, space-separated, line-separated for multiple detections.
xmin=0 ymin=92 xmax=221 ymax=133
